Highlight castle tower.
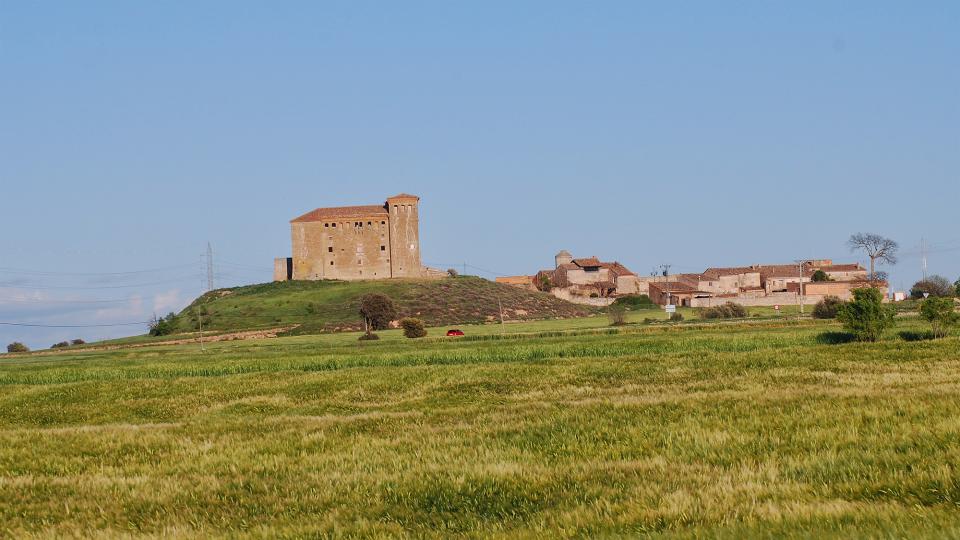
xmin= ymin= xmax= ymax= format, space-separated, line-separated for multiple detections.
xmin=387 ymin=193 xmax=422 ymax=277
xmin=555 ymin=250 xmax=573 ymax=269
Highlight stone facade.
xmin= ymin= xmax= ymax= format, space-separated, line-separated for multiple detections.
xmin=275 ymin=194 xmax=425 ymax=282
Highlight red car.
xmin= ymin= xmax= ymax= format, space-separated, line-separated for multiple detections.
xmin=446 ymin=329 xmax=464 ymax=337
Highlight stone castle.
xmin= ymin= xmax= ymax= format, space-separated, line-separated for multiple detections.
xmin=274 ymin=194 xmax=429 ymax=281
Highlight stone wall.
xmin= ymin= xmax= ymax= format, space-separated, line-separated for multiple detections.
xmin=387 ymin=195 xmax=422 ymax=278
xmin=291 ymin=213 xmax=393 ymax=281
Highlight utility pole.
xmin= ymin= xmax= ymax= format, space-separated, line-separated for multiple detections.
xmin=497 ymin=295 xmax=505 ymax=333
xmin=196 ymin=307 xmax=205 ymax=352
xmin=206 ymin=242 xmax=215 ymax=292
xmin=794 ymin=259 xmax=806 ymax=316
xmin=921 ymin=237 xmax=928 ymax=280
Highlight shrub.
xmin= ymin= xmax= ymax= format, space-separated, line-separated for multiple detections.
xmin=537 ymin=274 xmax=552 ymax=292
xmin=956 ymin=278 xmax=960 ymax=297
xmin=359 ymin=293 xmax=397 ymax=334
xmin=910 ymin=275 xmax=954 ymax=299
xmin=51 ymin=341 xmax=70 ymax=349
xmin=447 ymin=268 xmax=459 ymax=278
xmin=6 ymin=342 xmax=29 ymax=353
xmin=358 ymin=333 xmax=380 ymax=341
xmin=811 ymin=270 xmax=832 ymax=282
xmin=611 ymin=295 xmax=655 ymax=310
xmin=149 ymin=312 xmax=178 ymax=337
xmin=400 ymin=317 xmax=428 ymax=338
xmin=701 ymin=302 xmax=748 ymax=319
xmin=919 ymin=296 xmax=959 ymax=339
xmin=70 ymin=339 xmax=85 ymax=346
xmin=608 ymin=304 xmax=627 ymax=326
xmin=813 ymin=296 xmax=844 ymax=319
xmin=837 ymin=288 xmax=895 ymax=342
xmin=669 ymin=312 xmax=684 ymax=322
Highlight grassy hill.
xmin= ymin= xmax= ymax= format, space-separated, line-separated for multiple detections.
xmin=168 ymin=276 xmax=593 ymax=335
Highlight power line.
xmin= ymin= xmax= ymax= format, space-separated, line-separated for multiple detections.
xmin=0 ymin=275 xmax=201 ymax=290
xmin=0 ymin=263 xmax=197 ymax=277
xmin=0 ymin=320 xmax=151 ymax=328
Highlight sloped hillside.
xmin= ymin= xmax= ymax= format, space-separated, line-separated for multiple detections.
xmin=169 ymin=276 xmax=593 ymax=335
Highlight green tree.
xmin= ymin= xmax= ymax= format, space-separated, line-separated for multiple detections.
xmin=910 ymin=275 xmax=954 ymax=299
xmin=955 ymin=277 xmax=960 ymax=297
xmin=400 ymin=317 xmax=428 ymax=338
xmin=149 ymin=313 xmax=178 ymax=337
xmin=359 ymin=293 xmax=397 ymax=336
xmin=837 ymin=287 xmax=895 ymax=342
xmin=919 ymin=297 xmax=959 ymax=339
xmin=6 ymin=342 xmax=29 ymax=353
xmin=812 ymin=296 xmax=844 ymax=319
xmin=811 ymin=270 xmax=832 ymax=282
xmin=608 ymin=304 xmax=627 ymax=326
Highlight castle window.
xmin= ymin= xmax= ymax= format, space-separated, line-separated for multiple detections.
xmin=381 ymin=221 xmax=385 ymax=225
xmin=380 ymin=245 xmax=385 ymax=251
xmin=331 ymin=223 xmax=336 ymax=228
xmin=328 ymin=247 xmax=333 ymax=253
xmin=324 ymin=223 xmax=329 ymax=228
xmin=330 ymin=261 xmax=334 ymax=266
xmin=367 ymin=221 xmax=371 ymax=226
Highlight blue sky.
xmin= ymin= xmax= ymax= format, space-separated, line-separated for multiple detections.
xmin=2 ymin=2 xmax=958 ymax=348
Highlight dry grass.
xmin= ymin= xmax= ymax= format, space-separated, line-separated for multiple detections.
xmin=1 ymin=319 xmax=958 ymax=538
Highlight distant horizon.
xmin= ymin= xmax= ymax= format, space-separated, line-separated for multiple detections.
xmin=2 ymin=1 xmax=958 ymax=348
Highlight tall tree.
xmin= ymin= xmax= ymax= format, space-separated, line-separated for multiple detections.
xmin=847 ymin=233 xmax=898 ymax=281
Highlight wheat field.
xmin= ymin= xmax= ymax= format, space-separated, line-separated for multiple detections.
xmin=1 ymin=318 xmax=958 ymax=538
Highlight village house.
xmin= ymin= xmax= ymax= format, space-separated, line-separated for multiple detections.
xmin=647 ymin=260 xmax=881 ymax=307
xmin=274 ymin=194 xmax=442 ymax=282
xmin=496 ymin=250 xmax=640 ymax=306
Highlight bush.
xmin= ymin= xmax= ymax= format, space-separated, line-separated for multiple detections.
xmin=611 ymin=295 xmax=655 ymax=310
xmin=813 ymin=296 xmax=844 ymax=319
xmin=956 ymin=278 xmax=960 ymax=297
xmin=6 ymin=342 xmax=29 ymax=353
xmin=919 ymin=296 xmax=959 ymax=339
xmin=608 ymin=304 xmax=627 ymax=326
xmin=400 ymin=317 xmax=428 ymax=338
xmin=358 ymin=333 xmax=380 ymax=341
xmin=669 ymin=312 xmax=684 ymax=322
xmin=910 ymin=275 xmax=954 ymax=299
xmin=700 ymin=302 xmax=748 ymax=319
xmin=359 ymin=293 xmax=397 ymax=334
xmin=51 ymin=341 xmax=70 ymax=349
xmin=70 ymin=339 xmax=85 ymax=346
xmin=447 ymin=268 xmax=459 ymax=278
xmin=837 ymin=288 xmax=895 ymax=342
xmin=811 ymin=270 xmax=832 ymax=282
xmin=149 ymin=312 xmax=178 ymax=337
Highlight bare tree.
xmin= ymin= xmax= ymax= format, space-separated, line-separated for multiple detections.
xmin=847 ymin=233 xmax=898 ymax=281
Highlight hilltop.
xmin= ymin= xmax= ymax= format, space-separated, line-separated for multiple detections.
xmin=166 ymin=276 xmax=593 ymax=336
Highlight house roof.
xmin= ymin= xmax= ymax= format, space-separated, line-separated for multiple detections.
xmin=573 ymin=257 xmax=602 ymax=268
xmin=758 ymin=264 xmax=814 ymax=278
xmin=291 ymin=204 xmax=388 ymax=223
xmin=387 ymin=193 xmax=420 ymax=200
xmin=818 ymin=264 xmax=864 ymax=272
xmin=650 ymin=281 xmax=702 ymax=293
xmin=602 ymin=262 xmax=635 ymax=277
xmin=703 ymin=266 xmax=760 ymax=277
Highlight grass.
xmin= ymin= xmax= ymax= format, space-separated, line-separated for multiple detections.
xmin=162 ymin=276 xmax=593 ymax=337
xmin=1 ymin=316 xmax=958 ymax=538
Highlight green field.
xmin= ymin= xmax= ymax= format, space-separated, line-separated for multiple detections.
xmin=2 ymin=315 xmax=958 ymax=538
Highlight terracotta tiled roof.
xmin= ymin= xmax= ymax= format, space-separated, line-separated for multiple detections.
xmin=387 ymin=193 xmax=420 ymax=200
xmin=703 ymin=266 xmax=760 ymax=277
xmin=601 ymin=262 xmax=635 ymax=277
xmin=573 ymin=257 xmax=602 ymax=267
xmin=291 ymin=205 xmax=388 ymax=223
xmin=759 ymin=264 xmax=814 ymax=278
xmin=818 ymin=264 xmax=864 ymax=272
xmin=650 ymin=281 xmax=702 ymax=293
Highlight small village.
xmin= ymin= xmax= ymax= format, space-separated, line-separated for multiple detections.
xmin=273 ymin=193 xmax=893 ymax=310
